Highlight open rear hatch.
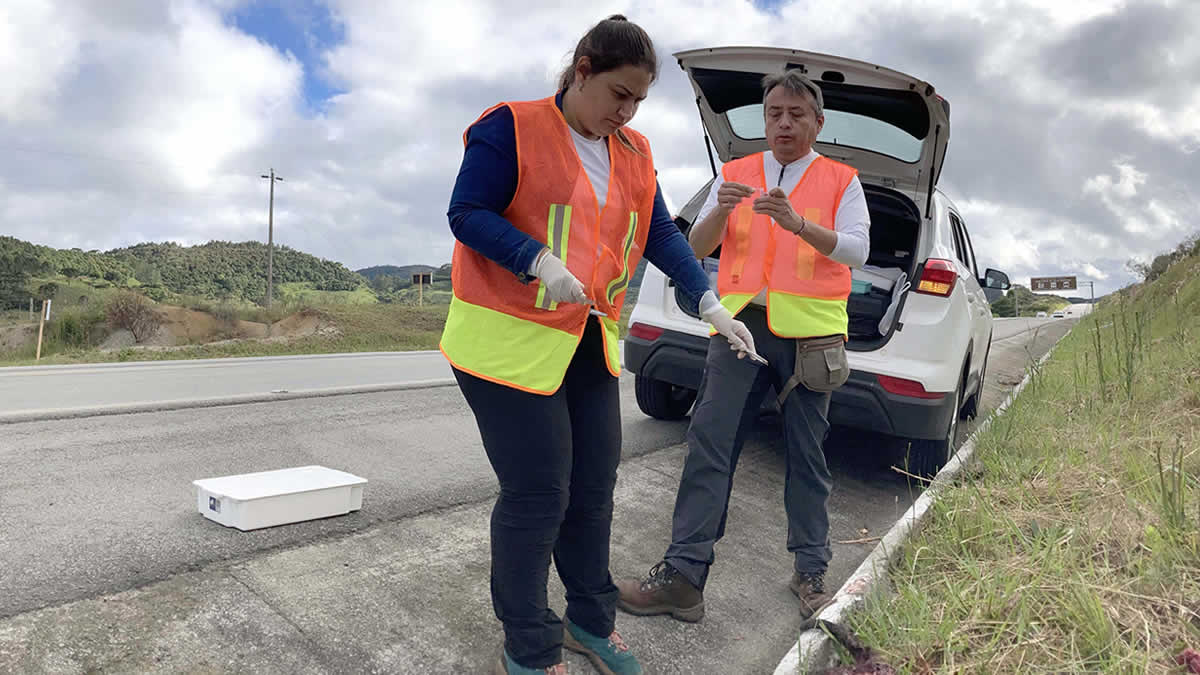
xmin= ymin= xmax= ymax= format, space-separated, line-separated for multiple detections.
xmin=674 ymin=46 xmax=950 ymax=213
xmin=672 ymin=47 xmax=948 ymax=347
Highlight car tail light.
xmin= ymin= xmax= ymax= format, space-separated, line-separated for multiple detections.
xmin=916 ymin=259 xmax=957 ymax=297
xmin=629 ymin=322 xmax=664 ymax=341
xmin=878 ymin=375 xmax=945 ymax=400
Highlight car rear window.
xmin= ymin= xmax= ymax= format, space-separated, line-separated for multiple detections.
xmin=726 ymin=104 xmax=922 ymax=163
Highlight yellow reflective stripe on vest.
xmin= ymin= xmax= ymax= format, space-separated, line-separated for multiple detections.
xmin=731 ymin=205 xmax=753 ymax=282
xmin=600 ymin=316 xmax=621 ymax=377
xmin=766 ymin=291 xmax=848 ymax=338
xmin=719 ymin=292 xmax=755 ymax=318
xmin=795 ymin=207 xmax=822 ymax=280
xmin=604 ymin=211 xmax=638 ymax=305
xmin=535 ymin=204 xmax=573 ymax=311
xmin=705 ymin=292 xmax=845 ymax=338
xmin=704 ymin=293 xmax=757 ymax=336
xmin=442 ymin=294 xmax=580 ymax=394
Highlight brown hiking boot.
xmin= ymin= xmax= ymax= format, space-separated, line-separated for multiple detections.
xmin=789 ymin=571 xmax=832 ymax=620
xmin=616 ymin=561 xmax=705 ymax=623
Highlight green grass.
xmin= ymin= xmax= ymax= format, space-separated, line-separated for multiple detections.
xmin=276 ymin=282 xmax=378 ymax=306
xmin=172 ymin=294 xmax=309 ymax=325
xmin=845 ymin=253 xmax=1200 ymax=673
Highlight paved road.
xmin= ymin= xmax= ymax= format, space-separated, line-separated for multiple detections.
xmin=0 ymin=321 xmax=1073 ymax=673
xmin=0 ymin=374 xmax=685 ymax=618
xmin=992 ymin=303 xmax=1092 ymax=339
xmin=2 ymin=309 xmax=1091 ymax=420
xmin=0 ymin=352 xmax=455 ymax=420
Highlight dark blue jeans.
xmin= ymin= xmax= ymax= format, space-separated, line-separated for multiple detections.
xmin=454 ymin=317 xmax=620 ymax=669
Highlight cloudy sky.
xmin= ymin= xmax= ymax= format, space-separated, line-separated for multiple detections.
xmin=2 ymin=0 xmax=1197 ymax=297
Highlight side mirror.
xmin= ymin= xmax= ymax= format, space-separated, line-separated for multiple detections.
xmin=983 ymin=268 xmax=1011 ymax=290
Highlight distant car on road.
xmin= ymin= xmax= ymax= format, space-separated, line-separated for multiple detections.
xmin=1036 ymin=311 xmax=1047 ymax=318
xmin=625 ymin=46 xmax=1012 ymax=478
xmin=1052 ymin=311 xmax=1065 ymax=318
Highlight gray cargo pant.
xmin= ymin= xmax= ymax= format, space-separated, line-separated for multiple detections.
xmin=664 ymin=304 xmax=845 ymax=590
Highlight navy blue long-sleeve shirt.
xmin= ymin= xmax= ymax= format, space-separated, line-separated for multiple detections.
xmin=447 ymin=95 xmax=711 ymax=312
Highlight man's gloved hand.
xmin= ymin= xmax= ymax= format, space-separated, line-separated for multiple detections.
xmin=533 ymin=249 xmax=589 ymax=305
xmin=699 ymin=291 xmax=760 ymax=361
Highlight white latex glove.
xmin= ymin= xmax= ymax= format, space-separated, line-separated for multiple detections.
xmin=698 ymin=291 xmax=761 ymax=362
xmin=532 ymin=249 xmax=588 ymax=305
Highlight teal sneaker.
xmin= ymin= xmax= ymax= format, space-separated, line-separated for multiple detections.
xmin=563 ymin=621 xmax=642 ymax=675
xmin=494 ymin=650 xmax=568 ymax=675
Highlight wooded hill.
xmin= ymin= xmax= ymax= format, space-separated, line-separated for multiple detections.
xmin=0 ymin=236 xmax=366 ymax=307
xmin=0 ymin=235 xmax=661 ymax=311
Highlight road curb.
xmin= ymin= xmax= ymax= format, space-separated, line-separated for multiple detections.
xmin=0 ymin=350 xmax=445 ymax=374
xmin=773 ymin=329 xmax=1069 ymax=675
xmin=0 ymin=379 xmax=458 ymax=425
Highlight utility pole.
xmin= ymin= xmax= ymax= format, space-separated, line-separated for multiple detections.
xmin=1079 ymin=281 xmax=1095 ymax=309
xmin=260 ymin=168 xmax=284 ymax=308
xmin=36 ymin=299 xmax=49 ymax=361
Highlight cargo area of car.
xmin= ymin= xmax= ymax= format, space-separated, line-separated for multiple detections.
xmin=845 ymin=184 xmax=922 ymax=350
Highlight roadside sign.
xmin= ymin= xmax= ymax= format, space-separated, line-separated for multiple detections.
xmin=1031 ymin=276 xmax=1077 ymax=291
xmin=412 ymin=273 xmax=432 ymax=307
xmin=44 ymin=299 xmax=52 ymax=321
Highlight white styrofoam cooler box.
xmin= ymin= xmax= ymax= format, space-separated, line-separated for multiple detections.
xmin=193 ymin=465 xmax=367 ymax=531
xmin=852 ymin=264 xmax=905 ymax=292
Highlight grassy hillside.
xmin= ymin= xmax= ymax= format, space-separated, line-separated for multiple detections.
xmin=356 ymin=264 xmax=438 ymax=281
xmin=847 ymin=249 xmax=1200 ymax=672
xmin=0 ymin=235 xmax=657 ymax=363
xmin=990 ymin=284 xmax=1075 ymax=317
xmin=359 ymin=263 xmax=453 ymax=305
xmin=0 ymin=236 xmax=369 ymax=307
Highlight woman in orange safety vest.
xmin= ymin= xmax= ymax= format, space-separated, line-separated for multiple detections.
xmin=442 ymin=14 xmax=757 ymax=675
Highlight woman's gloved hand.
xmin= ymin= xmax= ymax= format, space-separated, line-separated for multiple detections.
xmin=699 ymin=291 xmax=761 ymax=361
xmin=532 ymin=249 xmax=589 ymax=305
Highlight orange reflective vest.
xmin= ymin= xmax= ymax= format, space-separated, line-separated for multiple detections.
xmin=716 ymin=152 xmax=857 ymax=338
xmin=440 ymin=96 xmax=657 ymax=394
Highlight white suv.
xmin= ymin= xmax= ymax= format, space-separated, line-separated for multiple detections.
xmin=625 ymin=47 xmax=1011 ymax=477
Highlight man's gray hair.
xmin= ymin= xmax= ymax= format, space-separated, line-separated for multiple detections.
xmin=761 ymin=70 xmax=824 ymax=117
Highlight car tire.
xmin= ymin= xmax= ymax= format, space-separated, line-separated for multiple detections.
xmin=904 ymin=382 xmax=963 ymax=479
xmin=634 ymin=374 xmax=698 ymax=420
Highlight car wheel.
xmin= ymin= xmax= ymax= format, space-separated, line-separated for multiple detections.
xmin=634 ymin=374 xmax=698 ymax=420
xmin=904 ymin=383 xmax=962 ymax=479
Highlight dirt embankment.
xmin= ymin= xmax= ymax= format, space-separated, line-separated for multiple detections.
xmin=0 ymin=324 xmax=37 ymax=351
xmin=134 ymin=307 xmax=341 ymax=351
xmin=1 ymin=305 xmax=341 ymax=354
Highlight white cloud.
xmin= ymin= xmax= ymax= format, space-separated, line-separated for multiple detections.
xmin=1082 ymin=263 xmax=1107 ymax=280
xmin=1 ymin=0 xmax=1197 ymax=303
xmin=1083 ymin=162 xmax=1146 ymax=199
xmin=1082 ymin=161 xmax=1188 ymax=239
xmin=957 ymin=197 xmax=1129 ymax=290
xmin=0 ymin=0 xmax=83 ymax=122
xmin=0 ymin=0 xmax=304 ymax=247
